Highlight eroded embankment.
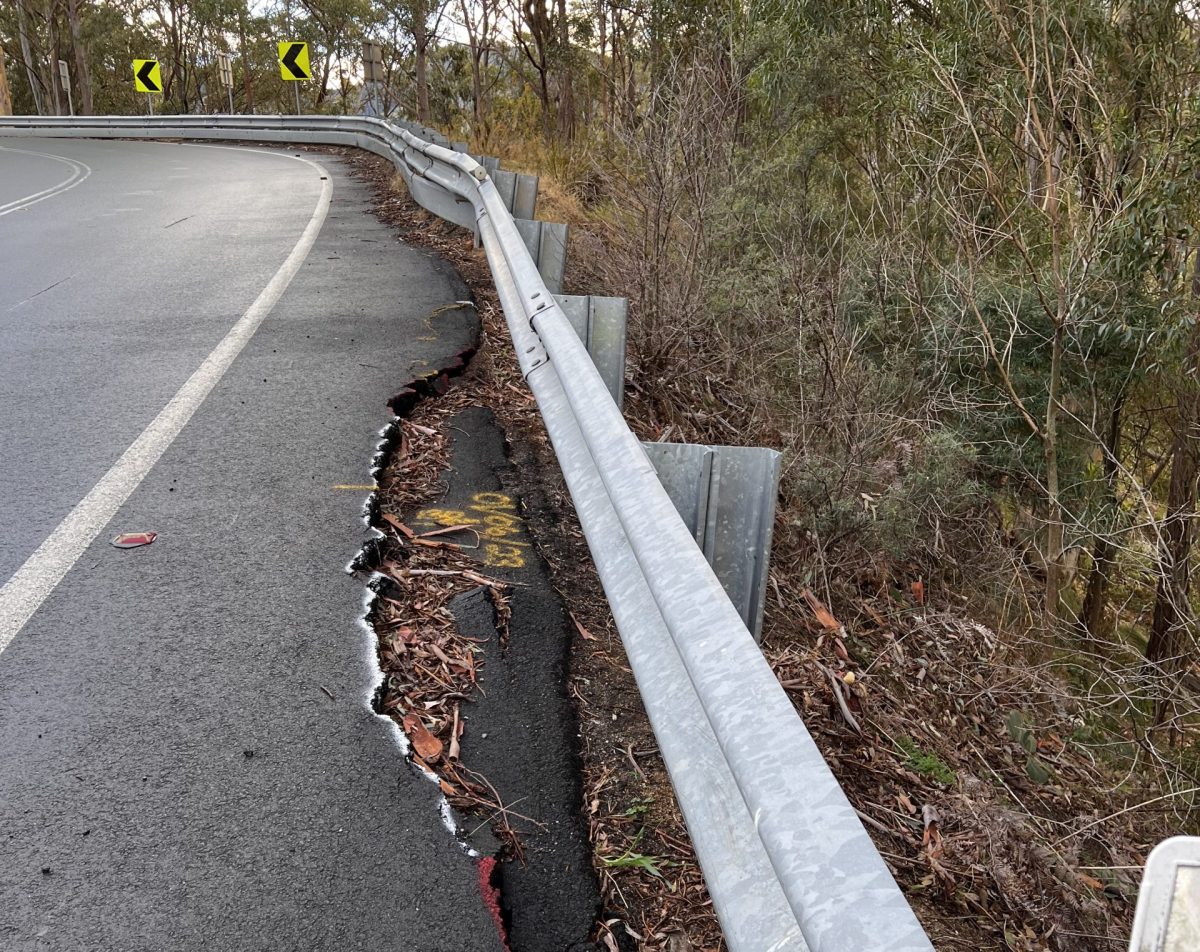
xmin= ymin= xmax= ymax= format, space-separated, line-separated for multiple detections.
xmin=332 ymin=144 xmax=712 ymax=952
xmin=350 ymin=307 xmax=601 ymax=952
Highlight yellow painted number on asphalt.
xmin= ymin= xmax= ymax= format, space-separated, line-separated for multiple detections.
xmin=132 ymin=60 xmax=162 ymax=94
xmin=418 ymin=507 xmax=479 ymax=527
xmin=414 ymin=492 xmax=527 ymax=568
xmin=278 ymin=42 xmax=312 ymax=81
xmin=484 ymin=543 xmax=525 ymax=568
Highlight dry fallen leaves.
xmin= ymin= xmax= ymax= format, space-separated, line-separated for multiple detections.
xmin=402 ymin=713 xmax=445 ymax=762
xmin=802 ymin=587 xmax=841 ymax=631
xmin=570 ymin=611 xmax=598 ymax=641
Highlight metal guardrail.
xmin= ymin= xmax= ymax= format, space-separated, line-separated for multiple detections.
xmin=0 ymin=114 xmax=934 ymax=952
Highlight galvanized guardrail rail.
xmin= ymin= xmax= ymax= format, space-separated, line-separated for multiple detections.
xmin=0 ymin=114 xmax=935 ymax=952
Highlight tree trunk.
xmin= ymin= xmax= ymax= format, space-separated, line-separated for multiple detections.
xmin=16 ymin=0 xmax=47 ymax=115
xmin=415 ymin=42 xmax=429 ymax=120
xmin=413 ymin=0 xmax=430 ymax=121
xmin=459 ymin=0 xmax=488 ymax=139
xmin=66 ymin=0 xmax=92 ymax=114
xmin=1082 ymin=398 xmax=1124 ymax=640
xmin=0 ymin=46 xmax=13 ymax=116
xmin=238 ymin=3 xmax=254 ymax=112
xmin=622 ymin=17 xmax=635 ymax=125
xmin=46 ymin=0 xmax=62 ymax=116
xmin=1147 ymin=321 xmax=1200 ymax=728
xmin=337 ymin=45 xmax=346 ymax=114
xmin=597 ymin=0 xmax=609 ymax=131
xmin=556 ymin=0 xmax=574 ymax=138
xmin=1043 ymin=319 xmax=1065 ymax=628
xmin=521 ymin=0 xmax=553 ymax=137
xmin=1042 ymin=182 xmax=1069 ymax=630
xmin=171 ymin=2 xmax=188 ymax=112
xmin=470 ymin=49 xmax=483 ymax=133
xmin=537 ymin=59 xmax=551 ymax=138
xmin=315 ymin=54 xmax=329 ymax=106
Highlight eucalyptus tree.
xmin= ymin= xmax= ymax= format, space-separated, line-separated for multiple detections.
xmin=457 ymin=0 xmax=497 ymax=137
xmin=0 ymin=46 xmax=12 ymax=114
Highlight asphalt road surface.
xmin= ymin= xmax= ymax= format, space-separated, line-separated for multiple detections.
xmin=0 ymin=138 xmax=505 ymax=951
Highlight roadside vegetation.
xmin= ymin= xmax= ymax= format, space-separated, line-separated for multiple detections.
xmin=9 ymin=1 xmax=1200 ymax=949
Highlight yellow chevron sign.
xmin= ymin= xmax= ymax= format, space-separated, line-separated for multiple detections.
xmin=278 ymin=42 xmax=311 ymax=81
xmin=132 ymin=60 xmax=162 ymax=94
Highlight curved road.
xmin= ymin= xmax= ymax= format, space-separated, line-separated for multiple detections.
xmin=0 ymin=139 xmax=501 ymax=951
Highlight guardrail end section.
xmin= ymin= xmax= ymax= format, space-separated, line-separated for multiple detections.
xmin=554 ymin=295 xmax=627 ymax=408
xmin=641 ymin=442 xmax=783 ymax=641
xmin=513 ymin=219 xmax=568 ymax=294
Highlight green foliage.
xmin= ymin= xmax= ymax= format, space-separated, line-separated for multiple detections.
xmin=897 ymin=736 xmax=957 ymax=786
xmin=601 ymin=848 xmax=671 ymax=878
xmin=1007 ymin=711 xmax=1055 ymax=784
xmin=1024 ymin=755 xmax=1053 ymax=785
xmin=601 ymin=811 xmax=673 ymax=879
xmin=1006 ymin=710 xmax=1038 ymax=754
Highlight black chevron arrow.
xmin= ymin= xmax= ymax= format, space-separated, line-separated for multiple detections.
xmin=136 ymin=61 xmax=160 ymax=92
xmin=281 ymin=44 xmax=307 ymax=80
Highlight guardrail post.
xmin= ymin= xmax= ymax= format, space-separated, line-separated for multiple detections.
xmin=641 ymin=442 xmax=782 ymax=641
xmin=513 ymin=219 xmax=568 ymax=293
xmin=491 ymin=168 xmax=539 ymax=220
xmin=555 ymin=294 xmax=626 ymax=407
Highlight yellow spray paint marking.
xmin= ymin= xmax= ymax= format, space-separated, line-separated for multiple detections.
xmin=414 ymin=492 xmax=529 ymax=568
xmin=416 ymin=507 xmax=480 ymax=527
xmin=483 ymin=543 xmax=526 ymax=568
xmin=333 ymin=484 xmax=377 ymax=491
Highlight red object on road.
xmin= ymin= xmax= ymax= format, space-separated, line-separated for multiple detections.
xmin=110 ymin=531 xmax=157 ymax=549
xmin=477 ymin=856 xmax=511 ymax=950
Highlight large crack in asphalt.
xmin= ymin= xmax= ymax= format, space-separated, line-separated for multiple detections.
xmin=349 ymin=316 xmax=601 ymax=952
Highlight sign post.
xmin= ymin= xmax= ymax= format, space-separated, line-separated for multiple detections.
xmin=217 ymin=52 xmax=234 ymax=113
xmin=362 ymin=41 xmax=383 ymax=117
xmin=132 ymin=59 xmax=162 ymax=116
xmin=277 ymin=41 xmax=310 ymax=115
xmin=58 ymin=59 xmax=73 ymax=116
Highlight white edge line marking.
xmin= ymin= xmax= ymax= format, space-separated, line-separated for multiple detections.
xmin=0 ymin=147 xmax=86 ymax=211
xmin=0 ymin=148 xmax=332 ymax=655
xmin=0 ymin=146 xmax=92 ymax=216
